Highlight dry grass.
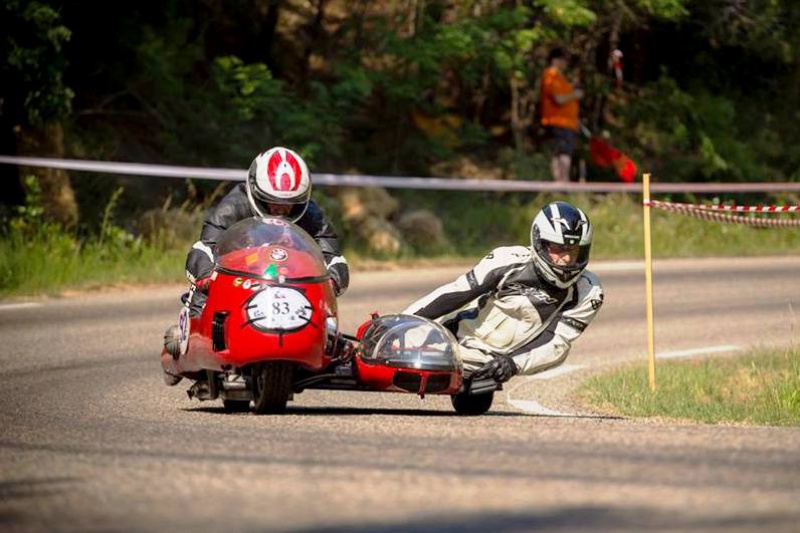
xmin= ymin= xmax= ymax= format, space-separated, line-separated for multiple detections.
xmin=578 ymin=346 xmax=800 ymax=426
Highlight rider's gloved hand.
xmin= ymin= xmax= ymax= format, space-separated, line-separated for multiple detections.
xmin=194 ymin=276 xmax=212 ymax=291
xmin=472 ymin=354 xmax=519 ymax=383
xmin=326 ymin=259 xmax=349 ymax=297
xmin=329 ymin=277 xmax=341 ymax=297
xmin=186 ymin=243 xmax=214 ymax=286
xmin=336 ymin=337 xmax=357 ymax=361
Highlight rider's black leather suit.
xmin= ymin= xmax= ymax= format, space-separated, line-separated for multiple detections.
xmin=184 ymin=183 xmax=349 ymax=296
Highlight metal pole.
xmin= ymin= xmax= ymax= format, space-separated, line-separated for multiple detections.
xmin=643 ymin=173 xmax=657 ymax=391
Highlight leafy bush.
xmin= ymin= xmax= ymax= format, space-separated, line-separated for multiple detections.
xmin=614 ymin=71 xmax=793 ymax=184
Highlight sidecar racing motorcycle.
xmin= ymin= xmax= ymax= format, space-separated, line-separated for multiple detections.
xmin=161 ymin=217 xmax=498 ymax=415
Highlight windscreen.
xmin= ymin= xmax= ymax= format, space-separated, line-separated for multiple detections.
xmin=215 ymin=217 xmax=327 ymax=279
xmin=359 ymin=314 xmax=462 ymax=371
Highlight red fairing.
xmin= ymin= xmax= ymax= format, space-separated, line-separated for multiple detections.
xmin=355 ymin=357 xmax=462 ymax=395
xmin=184 ymin=272 xmax=335 ymax=372
xmin=352 ymin=314 xmax=463 ymax=395
xmin=171 ymin=217 xmax=337 ymax=375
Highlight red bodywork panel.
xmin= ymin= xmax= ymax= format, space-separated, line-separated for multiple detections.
xmin=355 ymin=358 xmax=462 ymax=395
xmin=162 ymin=218 xmax=463 ymax=399
xmin=181 ymin=272 xmax=335 ymax=373
xmin=351 ymin=317 xmax=463 ymax=396
xmin=171 ymin=228 xmax=336 ymax=374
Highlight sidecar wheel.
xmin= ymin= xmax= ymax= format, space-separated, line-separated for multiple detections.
xmin=223 ymin=399 xmax=251 ymax=413
xmin=451 ymin=391 xmax=494 ymax=416
xmin=252 ymin=362 xmax=294 ymax=414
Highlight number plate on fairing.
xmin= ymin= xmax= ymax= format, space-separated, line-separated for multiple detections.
xmin=178 ymin=306 xmax=190 ymax=355
xmin=245 ymin=287 xmax=313 ymax=332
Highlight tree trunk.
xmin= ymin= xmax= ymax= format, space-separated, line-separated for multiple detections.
xmin=353 ymin=0 xmax=371 ymax=48
xmin=262 ymin=0 xmax=282 ymax=73
xmin=472 ymin=72 xmax=490 ymax=123
xmin=510 ymin=74 xmax=523 ymax=152
xmin=593 ymin=13 xmax=623 ymax=130
xmin=405 ymin=0 xmax=426 ymax=37
xmin=16 ymin=122 xmax=78 ymax=228
xmin=300 ymin=0 xmax=329 ymax=86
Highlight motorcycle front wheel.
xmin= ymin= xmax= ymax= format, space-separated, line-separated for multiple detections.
xmin=252 ymin=362 xmax=294 ymax=414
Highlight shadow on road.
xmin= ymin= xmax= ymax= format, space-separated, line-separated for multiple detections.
xmin=182 ymin=402 xmax=625 ymax=420
xmin=2 ymin=439 xmax=797 ymax=494
xmin=0 ymin=477 xmax=79 ymax=502
xmin=289 ymin=506 xmax=798 ymax=533
xmin=182 ymin=405 xmax=532 ymax=418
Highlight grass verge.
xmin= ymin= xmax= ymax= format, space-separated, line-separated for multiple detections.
xmin=2 ymin=188 xmax=800 ymax=298
xmin=0 ymin=227 xmax=188 ymax=298
xmin=577 ymin=346 xmax=800 ymax=426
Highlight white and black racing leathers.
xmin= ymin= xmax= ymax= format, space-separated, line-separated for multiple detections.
xmin=184 ymin=183 xmax=349 ymax=295
xmin=402 ymin=246 xmax=604 ymax=376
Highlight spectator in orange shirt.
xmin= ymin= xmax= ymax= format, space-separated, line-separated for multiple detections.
xmin=540 ymin=48 xmax=584 ymax=182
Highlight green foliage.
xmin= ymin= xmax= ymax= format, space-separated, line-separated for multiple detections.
xmin=1 ymin=0 xmax=73 ymax=125
xmin=390 ymin=190 xmax=800 ymax=260
xmin=2 ymin=181 xmax=799 ymax=296
xmin=2 ymin=0 xmax=800 ymax=278
xmin=0 ymin=177 xmax=182 ymax=297
xmin=630 ymin=0 xmax=688 ymax=20
xmin=4 ymin=0 xmax=787 ymax=189
xmin=534 ymin=0 xmax=596 ymax=27
xmin=392 ymin=189 xmax=527 ymax=255
xmin=691 ymin=0 xmax=798 ymax=62
xmin=578 ymin=346 xmax=800 ymax=426
xmin=614 ymin=72 xmax=786 ymax=182
xmin=589 ymin=193 xmax=800 ymax=259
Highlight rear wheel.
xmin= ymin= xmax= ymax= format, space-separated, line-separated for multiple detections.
xmin=451 ymin=391 xmax=494 ymax=416
xmin=252 ymin=362 xmax=294 ymax=414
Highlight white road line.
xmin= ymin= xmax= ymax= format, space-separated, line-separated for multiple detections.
xmin=504 ymin=365 xmax=584 ymax=417
xmin=506 ymin=399 xmax=577 ymax=417
xmin=657 ymin=345 xmax=741 ymax=359
xmin=0 ymin=302 xmax=42 ymax=311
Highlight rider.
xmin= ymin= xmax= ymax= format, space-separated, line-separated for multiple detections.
xmin=184 ymin=146 xmax=349 ymax=316
xmin=402 ymin=201 xmax=604 ymax=386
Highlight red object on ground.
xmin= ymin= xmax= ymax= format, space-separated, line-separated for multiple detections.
xmin=589 ymin=137 xmax=637 ymax=183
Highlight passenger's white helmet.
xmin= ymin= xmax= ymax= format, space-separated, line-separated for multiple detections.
xmin=246 ymin=147 xmax=311 ymax=222
xmin=530 ymin=201 xmax=593 ymax=288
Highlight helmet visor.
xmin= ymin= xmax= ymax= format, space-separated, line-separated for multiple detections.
xmin=254 ymin=198 xmax=307 ymax=221
xmin=536 ymin=239 xmax=591 ymax=274
xmin=543 ymin=242 xmax=580 ymax=266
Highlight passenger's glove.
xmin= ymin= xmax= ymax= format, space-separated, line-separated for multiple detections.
xmin=472 ymin=354 xmax=519 ymax=383
xmin=335 ymin=337 xmax=357 ymax=361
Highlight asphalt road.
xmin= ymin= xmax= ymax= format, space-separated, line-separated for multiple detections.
xmin=1 ymin=256 xmax=799 ymax=533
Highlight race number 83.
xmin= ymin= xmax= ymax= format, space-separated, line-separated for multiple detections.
xmin=245 ymin=286 xmax=314 ymax=332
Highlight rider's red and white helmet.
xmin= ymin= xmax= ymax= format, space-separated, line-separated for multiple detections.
xmin=246 ymin=147 xmax=311 ymax=222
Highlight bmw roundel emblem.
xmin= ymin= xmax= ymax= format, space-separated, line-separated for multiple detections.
xmin=270 ymin=248 xmax=288 ymax=262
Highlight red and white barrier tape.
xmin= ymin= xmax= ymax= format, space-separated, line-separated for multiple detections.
xmin=649 ymin=201 xmax=799 ymax=213
xmin=645 ymin=200 xmax=800 ymax=228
